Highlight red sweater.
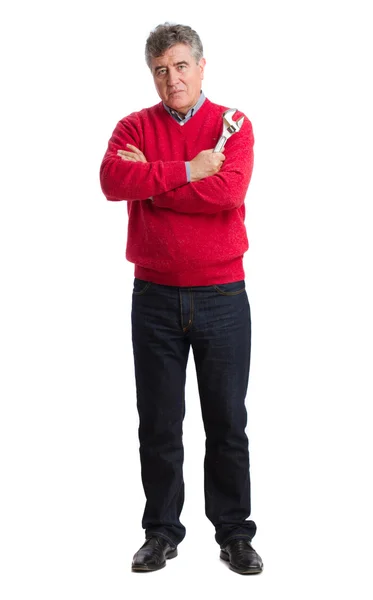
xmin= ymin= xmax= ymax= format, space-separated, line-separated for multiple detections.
xmin=100 ymin=98 xmax=254 ymax=286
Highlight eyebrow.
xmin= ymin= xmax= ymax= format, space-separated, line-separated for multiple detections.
xmin=154 ymin=60 xmax=189 ymax=73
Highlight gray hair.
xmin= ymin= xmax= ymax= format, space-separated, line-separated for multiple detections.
xmin=145 ymin=23 xmax=204 ymax=69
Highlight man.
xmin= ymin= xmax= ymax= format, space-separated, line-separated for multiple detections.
xmin=100 ymin=22 xmax=263 ymax=575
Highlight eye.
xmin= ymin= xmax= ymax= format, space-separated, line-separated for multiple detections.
xmin=178 ymin=64 xmax=187 ymax=71
xmin=156 ymin=68 xmax=167 ymax=77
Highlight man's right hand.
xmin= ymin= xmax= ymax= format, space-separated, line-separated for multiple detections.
xmin=190 ymin=149 xmax=226 ymax=182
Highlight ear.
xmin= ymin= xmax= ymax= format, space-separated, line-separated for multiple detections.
xmin=199 ymin=57 xmax=206 ymax=80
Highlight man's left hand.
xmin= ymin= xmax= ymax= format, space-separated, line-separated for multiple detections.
xmin=117 ymin=144 xmax=147 ymax=163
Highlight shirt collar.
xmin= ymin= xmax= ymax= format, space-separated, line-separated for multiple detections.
xmin=163 ymin=91 xmax=206 ymax=122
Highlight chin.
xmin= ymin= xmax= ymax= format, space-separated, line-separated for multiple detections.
xmin=169 ymin=100 xmax=187 ymax=111
xmin=169 ymin=102 xmax=184 ymax=110
xmin=168 ymin=92 xmax=186 ymax=102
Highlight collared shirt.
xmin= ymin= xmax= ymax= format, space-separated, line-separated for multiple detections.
xmin=163 ymin=92 xmax=206 ymax=181
xmin=163 ymin=91 xmax=206 ymax=124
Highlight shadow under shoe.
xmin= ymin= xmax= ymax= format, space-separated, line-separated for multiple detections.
xmin=220 ymin=539 xmax=263 ymax=575
xmin=132 ymin=536 xmax=178 ymax=572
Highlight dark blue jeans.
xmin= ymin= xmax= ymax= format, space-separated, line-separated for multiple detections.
xmin=131 ymin=278 xmax=257 ymax=548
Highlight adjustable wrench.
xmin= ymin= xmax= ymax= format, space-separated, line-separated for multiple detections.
xmin=213 ymin=108 xmax=244 ymax=152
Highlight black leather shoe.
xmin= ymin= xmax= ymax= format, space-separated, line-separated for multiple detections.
xmin=220 ymin=539 xmax=263 ymax=574
xmin=131 ymin=536 xmax=178 ymax=572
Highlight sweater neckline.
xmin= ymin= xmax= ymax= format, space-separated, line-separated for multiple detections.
xmin=158 ymin=98 xmax=212 ymax=131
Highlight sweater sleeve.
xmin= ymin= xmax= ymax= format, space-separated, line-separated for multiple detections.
xmin=151 ymin=117 xmax=254 ymax=214
xmin=100 ymin=113 xmax=187 ymax=201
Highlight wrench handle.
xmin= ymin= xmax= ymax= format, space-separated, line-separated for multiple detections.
xmin=213 ymin=136 xmax=226 ymax=153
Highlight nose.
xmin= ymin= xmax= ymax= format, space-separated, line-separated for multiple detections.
xmin=167 ymin=68 xmax=180 ymax=87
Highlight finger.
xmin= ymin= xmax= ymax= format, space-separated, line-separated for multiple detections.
xmin=119 ymin=155 xmax=136 ymax=161
xmin=118 ymin=151 xmax=139 ymax=159
xmin=127 ymin=146 xmax=147 ymax=162
xmin=119 ymin=151 xmax=135 ymax=156
xmin=126 ymin=144 xmax=143 ymax=155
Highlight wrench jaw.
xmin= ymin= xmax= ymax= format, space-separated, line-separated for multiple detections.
xmin=223 ymin=109 xmax=244 ymax=134
xmin=236 ymin=116 xmax=245 ymax=130
xmin=214 ymin=109 xmax=245 ymax=152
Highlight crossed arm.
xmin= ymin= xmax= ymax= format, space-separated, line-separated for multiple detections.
xmin=117 ymin=145 xmax=224 ymax=182
xmin=100 ymin=117 xmax=253 ymax=214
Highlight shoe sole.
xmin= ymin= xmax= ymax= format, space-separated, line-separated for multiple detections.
xmin=220 ymin=550 xmax=263 ymax=575
xmin=131 ymin=548 xmax=178 ymax=572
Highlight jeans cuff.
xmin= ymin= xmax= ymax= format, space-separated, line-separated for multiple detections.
xmin=146 ymin=531 xmax=177 ymax=549
xmin=220 ymin=533 xmax=253 ymax=549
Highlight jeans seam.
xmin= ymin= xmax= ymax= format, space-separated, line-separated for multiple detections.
xmin=181 ymin=288 xmax=193 ymax=333
xmin=179 ymin=289 xmax=184 ymax=330
xmin=213 ymin=285 xmax=245 ymax=296
xmin=133 ymin=281 xmax=152 ymax=296
xmin=190 ymin=289 xmax=194 ymax=326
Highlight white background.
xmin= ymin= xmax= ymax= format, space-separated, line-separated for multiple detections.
xmin=1 ymin=0 xmax=372 ymax=598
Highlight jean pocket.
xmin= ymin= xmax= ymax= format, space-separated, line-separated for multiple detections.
xmin=212 ymin=280 xmax=246 ymax=296
xmin=132 ymin=278 xmax=153 ymax=296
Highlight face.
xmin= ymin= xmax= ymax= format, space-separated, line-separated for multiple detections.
xmin=150 ymin=43 xmax=206 ymax=115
